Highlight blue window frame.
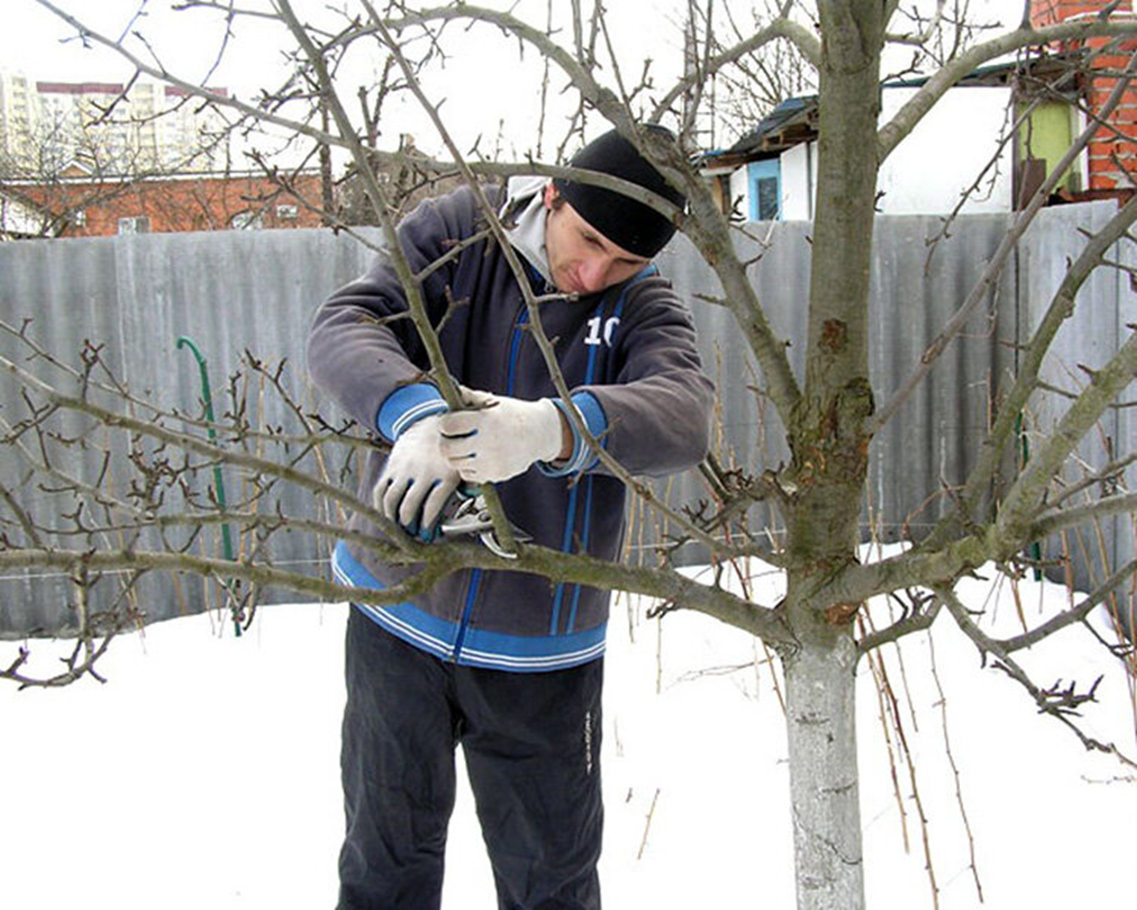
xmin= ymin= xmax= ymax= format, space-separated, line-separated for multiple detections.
xmin=747 ymin=158 xmax=781 ymax=222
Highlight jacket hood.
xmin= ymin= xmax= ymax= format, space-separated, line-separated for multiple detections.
xmin=502 ymin=175 xmax=553 ymax=288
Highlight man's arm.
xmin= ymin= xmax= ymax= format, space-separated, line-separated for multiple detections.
xmin=306 ymin=186 xmax=484 ymax=441
xmin=566 ymin=282 xmax=714 ymax=477
xmin=307 ymin=186 xmax=487 ymax=535
xmin=433 ymin=280 xmax=713 ymax=485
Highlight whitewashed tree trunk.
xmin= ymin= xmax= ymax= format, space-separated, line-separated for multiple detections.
xmin=783 ymin=636 xmax=864 ymax=910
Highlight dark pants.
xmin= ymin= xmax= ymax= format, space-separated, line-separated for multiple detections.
xmin=338 ymin=607 xmax=604 ymax=910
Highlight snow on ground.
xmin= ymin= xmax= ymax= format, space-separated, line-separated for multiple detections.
xmin=3 ymin=554 xmax=1136 ymax=909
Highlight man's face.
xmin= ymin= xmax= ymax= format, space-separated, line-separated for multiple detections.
xmin=543 ymin=183 xmax=650 ymax=295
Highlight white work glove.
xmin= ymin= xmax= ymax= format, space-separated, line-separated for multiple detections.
xmin=439 ymin=388 xmax=565 ymax=484
xmin=373 ymin=413 xmax=460 ymax=537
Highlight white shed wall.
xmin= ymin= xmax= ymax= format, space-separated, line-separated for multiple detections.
xmin=780 ymin=141 xmax=817 ymax=221
xmin=728 ymin=165 xmax=749 ymax=216
xmin=876 ymin=85 xmax=1014 ymax=215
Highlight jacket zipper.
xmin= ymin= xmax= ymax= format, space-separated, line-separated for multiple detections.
xmin=452 ymin=302 xmax=530 ymax=663
xmin=552 ymin=279 xmax=639 ymax=634
xmin=550 ymin=296 xmax=608 ymax=635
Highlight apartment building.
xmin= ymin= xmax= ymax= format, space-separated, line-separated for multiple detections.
xmin=0 ymin=70 xmax=229 ymax=176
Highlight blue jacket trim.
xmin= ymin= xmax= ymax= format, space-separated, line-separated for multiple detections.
xmin=540 ymin=392 xmax=608 ymax=477
xmin=332 ymin=542 xmax=605 ymax=672
xmin=506 ymin=306 xmax=529 ymax=396
xmin=452 ymin=567 xmax=482 ymax=662
xmin=377 ymin=382 xmax=448 ymax=441
xmin=567 ymin=475 xmax=597 ymax=633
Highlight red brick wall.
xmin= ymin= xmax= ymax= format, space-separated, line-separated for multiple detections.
xmin=1031 ymin=0 xmax=1137 ymax=191
xmin=20 ymin=173 xmax=325 ymax=237
xmin=1082 ymin=51 xmax=1137 ymax=190
xmin=1031 ymin=0 xmax=1133 ymax=26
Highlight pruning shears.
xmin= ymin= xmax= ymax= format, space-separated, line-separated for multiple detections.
xmin=437 ymin=487 xmax=532 ymax=559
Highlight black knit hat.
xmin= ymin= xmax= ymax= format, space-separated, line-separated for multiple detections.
xmin=553 ymin=126 xmax=686 ymax=258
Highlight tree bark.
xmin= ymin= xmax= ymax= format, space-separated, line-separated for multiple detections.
xmin=777 ymin=5 xmax=883 ymax=908
xmin=784 ymin=634 xmax=865 ymax=910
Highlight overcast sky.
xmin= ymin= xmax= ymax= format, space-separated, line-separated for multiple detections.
xmin=4 ymin=1 xmax=684 ymax=157
xmin=3 ymin=1 xmax=1029 ymax=161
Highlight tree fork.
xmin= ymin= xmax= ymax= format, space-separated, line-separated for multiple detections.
xmin=788 ymin=0 xmax=883 ymax=569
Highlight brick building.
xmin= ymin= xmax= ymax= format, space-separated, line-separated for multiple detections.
xmin=7 ymin=167 xmax=324 ymax=237
xmin=1030 ymin=0 xmax=1137 ymax=193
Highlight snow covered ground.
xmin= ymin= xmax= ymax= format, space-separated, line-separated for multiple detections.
xmin=3 ymin=554 xmax=1135 ymax=909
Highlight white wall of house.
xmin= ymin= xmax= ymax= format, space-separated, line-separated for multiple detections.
xmin=876 ymin=85 xmax=1014 ymax=215
xmin=728 ymin=165 xmax=749 ymax=218
xmin=729 ymin=85 xmax=1015 ymax=220
xmin=781 ymin=141 xmax=817 ymax=221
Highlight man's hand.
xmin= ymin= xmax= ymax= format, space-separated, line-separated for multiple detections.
xmin=374 ymin=413 xmax=460 ymax=537
xmin=440 ymin=389 xmax=569 ymax=484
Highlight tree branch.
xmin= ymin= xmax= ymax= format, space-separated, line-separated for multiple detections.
xmin=650 ymin=4 xmax=821 ymax=124
xmin=996 ymin=329 xmax=1137 ymax=543
xmin=939 ymin=584 xmax=1136 ymax=764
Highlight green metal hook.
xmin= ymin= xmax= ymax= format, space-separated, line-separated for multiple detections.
xmin=177 ymin=335 xmax=241 ymax=634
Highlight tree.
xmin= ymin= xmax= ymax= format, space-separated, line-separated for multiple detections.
xmin=7 ymin=2 xmax=1137 ymax=908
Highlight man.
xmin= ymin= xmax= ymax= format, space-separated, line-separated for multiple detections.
xmin=308 ymin=126 xmax=713 ymax=910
